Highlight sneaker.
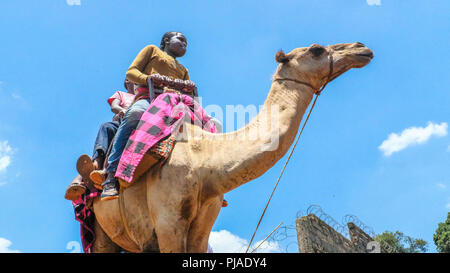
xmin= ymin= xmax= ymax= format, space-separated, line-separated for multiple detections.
xmin=101 ymin=178 xmax=119 ymax=201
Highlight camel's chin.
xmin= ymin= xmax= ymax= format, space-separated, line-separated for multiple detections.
xmin=353 ymin=57 xmax=372 ymax=68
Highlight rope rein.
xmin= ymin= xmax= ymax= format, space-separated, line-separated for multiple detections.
xmin=249 ymin=222 xmax=283 ymax=253
xmin=245 ymin=49 xmax=334 ymax=253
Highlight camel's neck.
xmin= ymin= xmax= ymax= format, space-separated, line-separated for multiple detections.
xmin=198 ymin=67 xmax=316 ymax=196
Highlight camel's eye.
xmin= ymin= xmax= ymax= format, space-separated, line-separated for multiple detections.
xmin=309 ymin=46 xmax=325 ymax=57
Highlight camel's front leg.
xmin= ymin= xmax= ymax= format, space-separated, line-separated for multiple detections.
xmin=154 ymin=211 xmax=190 ymax=253
xmin=187 ymin=195 xmax=223 ymax=253
xmin=150 ymin=191 xmax=197 ymax=252
xmin=147 ymin=156 xmax=198 ymax=252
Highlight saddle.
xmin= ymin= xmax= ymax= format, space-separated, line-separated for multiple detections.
xmin=118 ymin=135 xmax=176 ymax=189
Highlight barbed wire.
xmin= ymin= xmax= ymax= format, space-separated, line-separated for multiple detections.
xmin=265 ymin=224 xmax=298 ymax=252
xmin=296 ymin=210 xmax=303 ymax=220
xmin=305 ymin=204 xmax=350 ymax=238
xmin=264 ymin=205 xmax=350 ymax=252
xmin=341 ymin=214 xmax=376 ymax=237
xmin=341 ymin=214 xmax=398 ymax=253
xmin=261 ymin=205 xmax=398 ymax=253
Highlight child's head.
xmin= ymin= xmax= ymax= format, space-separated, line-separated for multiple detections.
xmin=124 ymin=78 xmax=135 ymax=94
xmin=160 ymin=31 xmax=187 ymax=58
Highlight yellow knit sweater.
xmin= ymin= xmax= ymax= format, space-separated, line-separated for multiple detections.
xmin=126 ymin=45 xmax=190 ymax=86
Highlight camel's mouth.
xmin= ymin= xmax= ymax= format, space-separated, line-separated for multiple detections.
xmin=355 ymin=52 xmax=374 ymax=59
xmin=351 ymin=50 xmax=374 ymax=68
xmin=326 ymin=46 xmax=373 ymax=81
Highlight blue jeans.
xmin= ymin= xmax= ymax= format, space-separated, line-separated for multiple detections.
xmin=92 ymin=121 xmax=120 ymax=161
xmin=106 ymin=99 xmax=151 ymax=174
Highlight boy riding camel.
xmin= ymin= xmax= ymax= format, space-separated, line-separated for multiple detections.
xmin=93 ymin=31 xmax=192 ymax=201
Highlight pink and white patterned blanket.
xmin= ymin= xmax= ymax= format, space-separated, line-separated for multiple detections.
xmin=116 ymin=92 xmax=217 ymax=183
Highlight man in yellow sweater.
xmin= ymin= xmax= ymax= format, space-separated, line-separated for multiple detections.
xmin=101 ymin=32 xmax=190 ymax=201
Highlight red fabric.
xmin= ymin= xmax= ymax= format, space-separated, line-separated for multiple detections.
xmin=133 ymin=86 xmax=151 ymax=102
xmin=72 ymin=189 xmax=100 ymax=253
xmin=107 ymin=91 xmax=135 ymax=108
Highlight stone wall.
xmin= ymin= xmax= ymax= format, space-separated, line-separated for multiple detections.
xmin=296 ymin=214 xmax=379 ymax=253
xmin=348 ymin=222 xmax=376 ymax=252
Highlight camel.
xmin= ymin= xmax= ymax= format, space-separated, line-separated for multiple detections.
xmin=91 ymin=42 xmax=373 ymax=253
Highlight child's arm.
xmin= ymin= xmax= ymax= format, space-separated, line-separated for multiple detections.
xmin=110 ymin=99 xmax=126 ymax=120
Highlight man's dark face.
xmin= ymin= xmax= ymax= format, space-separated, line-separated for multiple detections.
xmin=165 ymin=33 xmax=187 ymax=58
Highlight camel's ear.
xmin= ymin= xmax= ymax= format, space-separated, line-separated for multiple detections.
xmin=275 ymin=50 xmax=291 ymax=64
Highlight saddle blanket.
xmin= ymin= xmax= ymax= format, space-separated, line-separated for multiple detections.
xmin=72 ymin=189 xmax=99 ymax=253
xmin=116 ymin=92 xmax=217 ymax=183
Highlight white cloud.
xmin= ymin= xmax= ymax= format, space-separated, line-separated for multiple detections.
xmin=0 ymin=83 xmax=29 ymax=110
xmin=367 ymin=0 xmax=381 ymax=6
xmin=0 ymin=141 xmax=12 ymax=172
xmin=11 ymin=93 xmax=22 ymax=100
xmin=0 ymin=141 xmax=12 ymax=154
xmin=378 ymin=122 xmax=448 ymax=156
xmin=66 ymin=0 xmax=81 ymax=5
xmin=251 ymin=239 xmax=281 ymax=253
xmin=0 ymin=238 xmax=20 ymax=253
xmin=0 ymin=147 xmax=12 ymax=172
xmin=446 ymin=203 xmax=450 ymax=210
xmin=208 ymin=230 xmax=281 ymax=253
xmin=436 ymin=183 xmax=447 ymax=190
xmin=0 ymin=156 xmax=11 ymax=172
xmin=0 ymin=141 xmax=13 ymax=172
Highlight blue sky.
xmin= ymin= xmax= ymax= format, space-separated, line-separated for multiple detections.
xmin=0 ymin=0 xmax=449 ymax=253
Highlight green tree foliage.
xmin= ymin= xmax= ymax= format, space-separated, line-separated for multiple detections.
xmin=433 ymin=212 xmax=450 ymax=253
xmin=375 ymin=231 xmax=428 ymax=253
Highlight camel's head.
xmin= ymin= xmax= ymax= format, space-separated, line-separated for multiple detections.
xmin=275 ymin=42 xmax=373 ymax=92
